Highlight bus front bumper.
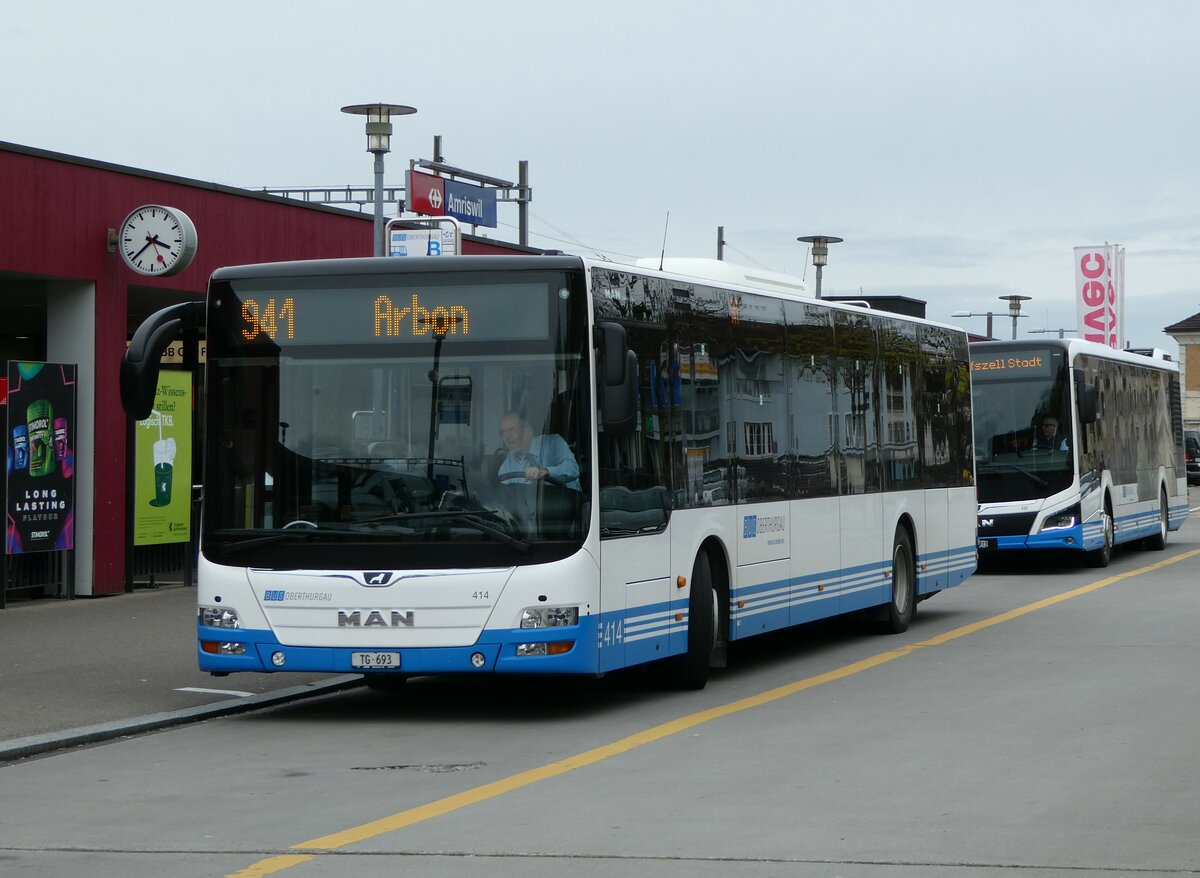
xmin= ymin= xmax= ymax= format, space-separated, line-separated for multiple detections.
xmin=197 ymin=618 xmax=602 ymax=676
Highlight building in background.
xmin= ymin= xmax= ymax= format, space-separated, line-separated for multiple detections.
xmin=1165 ymin=310 xmax=1200 ymax=431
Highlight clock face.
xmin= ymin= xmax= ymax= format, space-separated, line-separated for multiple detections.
xmin=119 ymin=205 xmax=198 ymax=277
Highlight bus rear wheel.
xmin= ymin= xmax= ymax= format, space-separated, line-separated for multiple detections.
xmin=880 ymin=527 xmax=915 ymax=634
xmin=665 ymin=552 xmax=716 ymax=690
xmin=1144 ymin=490 xmax=1168 ymax=551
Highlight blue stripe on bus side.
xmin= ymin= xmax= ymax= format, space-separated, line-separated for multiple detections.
xmin=728 ymin=545 xmax=976 ymax=640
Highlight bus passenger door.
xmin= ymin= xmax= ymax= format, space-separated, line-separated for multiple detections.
xmin=595 ymin=327 xmax=674 ymax=672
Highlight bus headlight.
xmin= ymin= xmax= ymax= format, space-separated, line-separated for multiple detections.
xmin=516 ymin=641 xmax=575 ymax=656
xmin=520 ymin=606 xmax=579 ymax=628
xmin=200 ymin=640 xmax=246 ymax=655
xmin=1039 ymin=509 xmax=1079 ymax=532
xmin=200 ymin=606 xmax=241 ymax=629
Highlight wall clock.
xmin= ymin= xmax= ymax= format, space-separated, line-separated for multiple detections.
xmin=119 ymin=204 xmax=198 ymax=276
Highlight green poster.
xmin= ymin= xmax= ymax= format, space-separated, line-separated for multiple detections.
xmin=133 ymin=371 xmax=192 ymax=546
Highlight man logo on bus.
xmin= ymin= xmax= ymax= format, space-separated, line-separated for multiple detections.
xmin=363 ymin=571 xmax=394 ymax=586
xmin=374 ymin=294 xmax=469 ymax=338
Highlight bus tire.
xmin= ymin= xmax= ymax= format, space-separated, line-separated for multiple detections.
xmin=666 ymin=551 xmax=716 ymax=690
xmin=881 ymin=527 xmax=915 ymax=634
xmin=1144 ymin=489 xmax=1168 ymax=551
xmin=1087 ymin=504 xmax=1113 ymax=568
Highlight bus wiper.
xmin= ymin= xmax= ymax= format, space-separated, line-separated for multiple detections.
xmin=215 ymin=526 xmax=361 ymax=554
xmin=977 ymin=461 xmax=1048 ymax=487
xmin=355 ymin=510 xmax=531 ymax=554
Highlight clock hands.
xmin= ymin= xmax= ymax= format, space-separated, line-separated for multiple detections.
xmin=130 ymin=236 xmax=158 ymax=261
xmin=130 ymin=233 xmax=175 ymax=263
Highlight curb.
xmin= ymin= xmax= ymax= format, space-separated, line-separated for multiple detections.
xmin=0 ymin=675 xmax=363 ymax=763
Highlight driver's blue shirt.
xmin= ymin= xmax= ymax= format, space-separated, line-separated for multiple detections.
xmin=1035 ymin=434 xmax=1069 ymax=451
xmin=498 ymin=434 xmax=580 ymax=490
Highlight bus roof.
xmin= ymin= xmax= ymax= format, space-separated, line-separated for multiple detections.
xmin=971 ymin=337 xmax=1179 ymax=372
xmin=209 ymin=254 xmax=585 ymax=281
xmin=631 ymin=257 xmax=810 ymax=298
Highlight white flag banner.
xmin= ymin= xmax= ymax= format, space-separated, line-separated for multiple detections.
xmin=1074 ymin=244 xmax=1121 ymax=349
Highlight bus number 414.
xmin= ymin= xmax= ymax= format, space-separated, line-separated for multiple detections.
xmin=598 ymin=620 xmax=623 ymax=647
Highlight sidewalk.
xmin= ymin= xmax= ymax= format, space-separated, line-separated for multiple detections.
xmin=0 ymin=583 xmax=358 ymax=762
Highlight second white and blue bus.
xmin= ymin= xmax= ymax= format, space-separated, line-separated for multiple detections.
xmin=970 ymin=338 xmax=1188 ymax=566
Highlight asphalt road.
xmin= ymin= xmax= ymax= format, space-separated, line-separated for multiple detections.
xmin=2 ymin=491 xmax=1198 ymax=878
xmin=0 ymin=581 xmax=356 ymax=750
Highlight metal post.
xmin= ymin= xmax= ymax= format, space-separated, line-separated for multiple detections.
xmin=717 ymin=226 xmax=725 ymax=260
xmin=518 ymin=160 xmax=529 ymax=248
xmin=814 ymin=264 xmax=824 ymax=299
xmin=373 ymin=153 xmax=386 ymax=257
xmin=986 ymin=313 xmax=993 ymax=338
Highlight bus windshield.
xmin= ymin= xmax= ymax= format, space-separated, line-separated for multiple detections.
xmin=202 ymin=268 xmax=591 ymax=569
xmin=970 ymin=345 xmax=1075 ymax=502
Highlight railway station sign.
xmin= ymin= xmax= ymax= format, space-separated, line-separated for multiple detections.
xmin=407 ymin=168 xmax=497 ymax=228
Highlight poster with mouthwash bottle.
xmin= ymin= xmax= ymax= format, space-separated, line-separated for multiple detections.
xmin=6 ymin=362 xmax=76 ymax=554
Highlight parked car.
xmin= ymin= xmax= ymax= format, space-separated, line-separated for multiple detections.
xmin=1186 ymin=430 xmax=1200 ymax=486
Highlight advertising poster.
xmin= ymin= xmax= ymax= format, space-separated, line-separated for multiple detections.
xmin=6 ymin=362 xmax=77 ymax=554
xmin=134 ymin=371 xmax=192 ymax=546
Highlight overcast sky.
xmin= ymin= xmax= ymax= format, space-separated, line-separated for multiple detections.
xmin=5 ymin=1 xmax=1199 ymax=353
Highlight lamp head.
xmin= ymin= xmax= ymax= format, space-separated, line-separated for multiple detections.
xmin=341 ymin=103 xmax=417 ymax=155
xmin=796 ymin=235 xmax=844 ymax=268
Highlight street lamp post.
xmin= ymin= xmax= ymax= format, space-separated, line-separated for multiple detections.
xmin=797 ymin=234 xmax=843 ymax=299
xmin=950 ymin=310 xmax=996 ymax=338
xmin=997 ymin=294 xmax=1032 ymax=340
xmin=341 ymin=102 xmax=417 ymax=257
xmin=1028 ymin=327 xmax=1077 ymax=339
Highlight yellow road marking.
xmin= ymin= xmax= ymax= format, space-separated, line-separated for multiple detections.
xmin=229 ymin=548 xmax=1200 ymax=877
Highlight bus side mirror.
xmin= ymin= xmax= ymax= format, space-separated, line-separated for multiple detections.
xmin=1073 ymin=373 xmax=1098 ymax=456
xmin=1078 ymin=383 xmax=1098 ymax=425
xmin=121 ymin=301 xmax=205 ymax=420
xmin=594 ymin=322 xmax=637 ymax=435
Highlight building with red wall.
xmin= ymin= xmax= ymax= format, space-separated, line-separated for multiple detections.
xmin=0 ymin=141 xmax=534 ymax=600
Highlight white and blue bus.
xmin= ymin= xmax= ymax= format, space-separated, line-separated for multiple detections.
xmin=970 ymin=338 xmax=1188 ymax=566
xmin=121 ymin=255 xmax=977 ymax=689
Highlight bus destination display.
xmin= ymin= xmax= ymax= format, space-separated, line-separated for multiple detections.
xmin=230 ymin=283 xmax=551 ymax=346
xmin=970 ymin=349 xmax=1057 ymax=381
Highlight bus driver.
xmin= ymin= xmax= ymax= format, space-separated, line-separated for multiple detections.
xmin=1034 ymin=414 xmax=1069 ymax=452
xmin=497 ymin=411 xmax=580 ymax=490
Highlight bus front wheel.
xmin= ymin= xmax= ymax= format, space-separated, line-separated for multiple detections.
xmin=1088 ymin=506 xmax=1113 ymax=568
xmin=666 ymin=552 xmax=716 ymax=690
